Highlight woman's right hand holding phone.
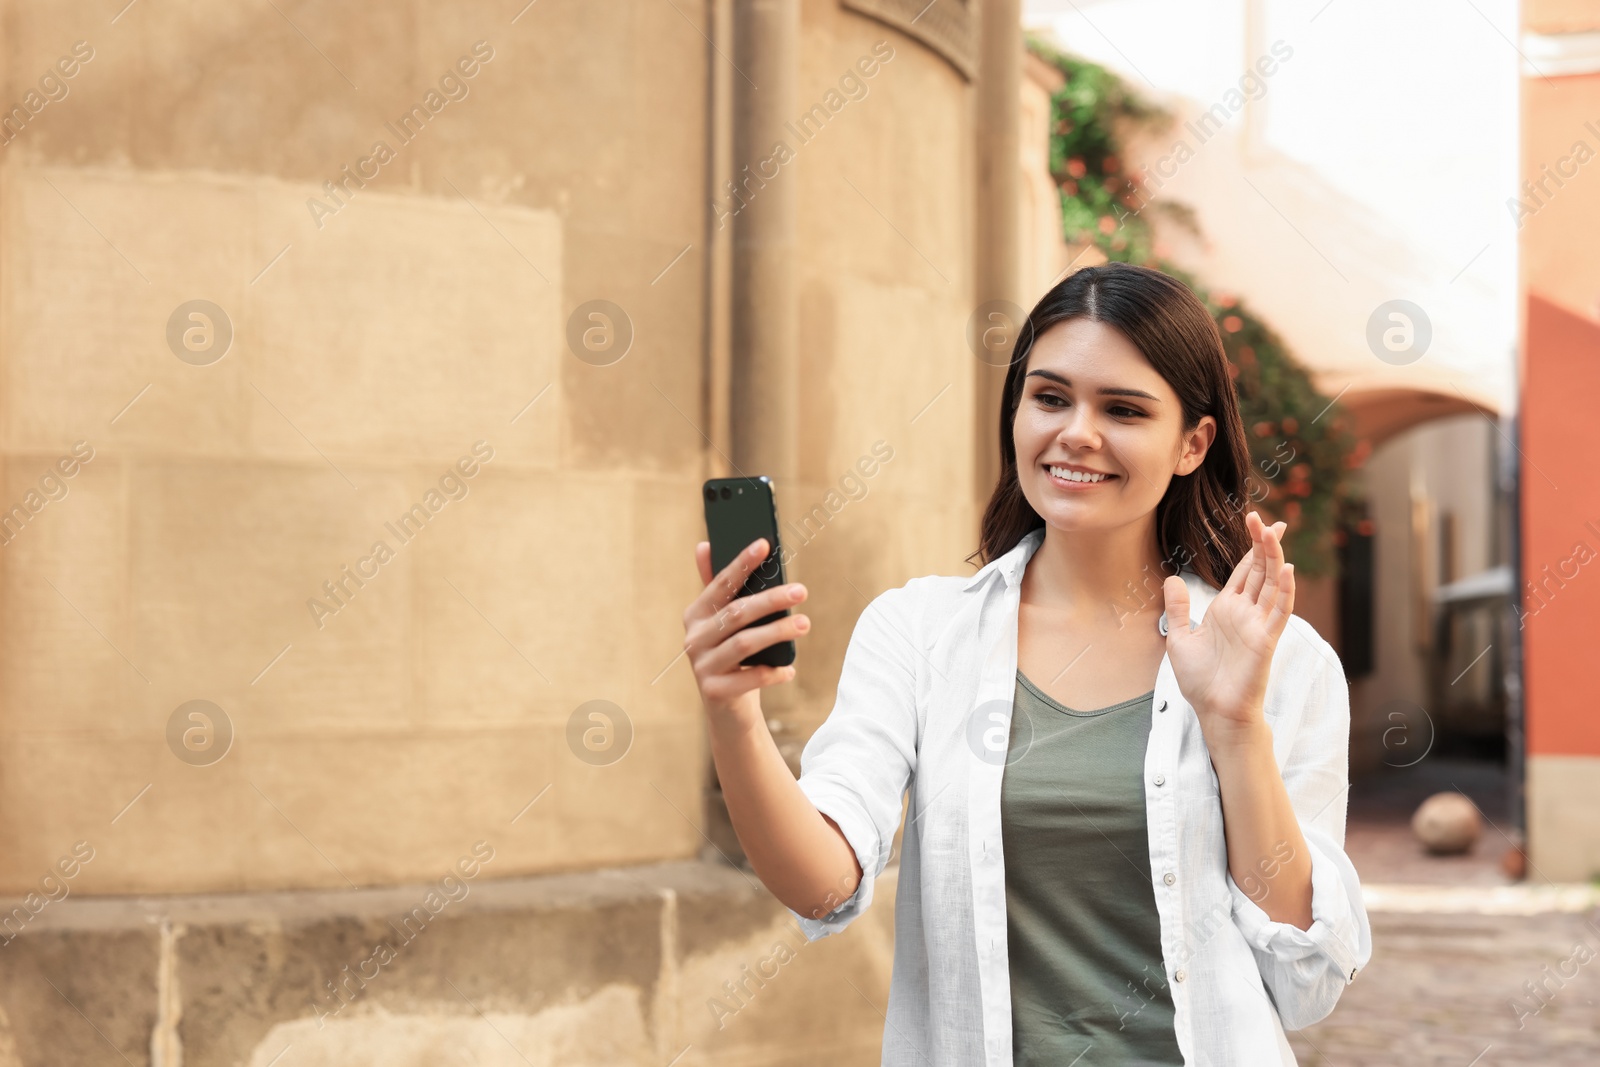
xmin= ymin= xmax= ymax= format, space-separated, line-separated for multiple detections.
xmin=682 ymin=537 xmax=861 ymax=916
xmin=684 ymin=537 xmax=811 ymax=728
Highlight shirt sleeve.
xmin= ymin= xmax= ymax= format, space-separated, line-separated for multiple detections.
xmin=1224 ymin=628 xmax=1374 ymax=1030
xmin=785 ymin=584 xmax=920 ymax=942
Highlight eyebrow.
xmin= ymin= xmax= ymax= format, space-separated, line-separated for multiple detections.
xmin=1024 ymin=369 xmax=1162 ymax=402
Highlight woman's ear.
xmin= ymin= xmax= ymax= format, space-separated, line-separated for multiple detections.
xmin=1175 ymin=415 xmax=1217 ymax=476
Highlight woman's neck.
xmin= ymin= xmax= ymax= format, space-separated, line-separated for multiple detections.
xmin=1021 ymin=522 xmax=1170 ymax=622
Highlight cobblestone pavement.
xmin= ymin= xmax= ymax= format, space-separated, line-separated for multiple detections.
xmin=1286 ymin=758 xmax=1600 ymax=1064
xmin=1289 ymin=906 xmax=1600 ymax=1065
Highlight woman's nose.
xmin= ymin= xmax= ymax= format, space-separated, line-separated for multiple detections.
xmin=1058 ymin=406 xmax=1101 ymax=449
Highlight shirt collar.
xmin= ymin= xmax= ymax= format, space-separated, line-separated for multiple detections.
xmin=961 ymin=527 xmax=1045 ymax=593
xmin=962 ymin=525 xmax=1219 ymax=626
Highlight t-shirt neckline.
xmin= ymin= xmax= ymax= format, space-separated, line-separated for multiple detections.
xmin=1016 ymin=669 xmax=1155 ymax=718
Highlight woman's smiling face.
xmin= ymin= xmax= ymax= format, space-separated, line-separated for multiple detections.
xmin=1014 ymin=316 xmax=1216 ymax=535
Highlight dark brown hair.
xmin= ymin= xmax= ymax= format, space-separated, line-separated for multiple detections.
xmin=969 ymin=262 xmax=1252 ymax=589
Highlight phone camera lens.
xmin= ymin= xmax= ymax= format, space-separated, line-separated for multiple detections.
xmin=719 ymin=487 xmax=731 ymax=500
xmin=704 ymin=487 xmax=716 ymax=502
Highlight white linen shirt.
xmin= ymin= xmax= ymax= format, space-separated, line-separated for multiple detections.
xmin=787 ymin=526 xmax=1373 ymax=1066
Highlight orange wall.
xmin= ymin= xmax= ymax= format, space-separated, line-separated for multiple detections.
xmin=1521 ymin=296 xmax=1600 ymax=756
xmin=1520 ymin=7 xmax=1600 ymax=756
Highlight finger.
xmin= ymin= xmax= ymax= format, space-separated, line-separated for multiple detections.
xmin=699 ymin=613 xmax=807 ymax=677
xmin=1265 ymin=563 xmax=1295 ymax=639
xmin=1256 ymin=520 xmax=1287 ymax=611
xmin=689 ymin=536 xmax=771 ymax=622
xmin=1242 ymin=513 xmax=1271 ymax=602
xmin=1248 ymin=518 xmax=1286 ymax=607
xmin=707 ymin=581 xmax=806 ymax=643
xmin=694 ymin=541 xmax=712 ymax=586
xmin=1161 ymin=575 xmax=1190 ymax=645
xmin=1223 ymin=543 xmax=1254 ymax=595
xmin=1223 ymin=518 xmax=1259 ymax=594
xmin=1271 ymin=521 xmax=1286 ymax=542
xmin=698 ymin=612 xmax=810 ymax=677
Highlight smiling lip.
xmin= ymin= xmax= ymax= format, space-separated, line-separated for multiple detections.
xmin=1044 ymin=462 xmax=1117 ymax=488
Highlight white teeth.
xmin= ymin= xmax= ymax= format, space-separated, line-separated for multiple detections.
xmin=1048 ymin=465 xmax=1109 ymax=483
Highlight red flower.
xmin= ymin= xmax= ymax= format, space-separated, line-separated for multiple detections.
xmin=1216 ymin=292 xmax=1237 ymax=308
xmin=1253 ymin=421 xmax=1275 ymax=438
xmin=1222 ymin=315 xmax=1243 ymax=333
xmin=1067 ymin=158 xmax=1088 ymax=178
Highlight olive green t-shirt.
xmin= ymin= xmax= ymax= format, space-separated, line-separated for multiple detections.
xmin=1001 ymin=669 xmax=1183 ymax=1066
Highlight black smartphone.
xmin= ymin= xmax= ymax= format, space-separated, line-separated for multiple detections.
xmin=702 ymin=475 xmax=796 ymax=668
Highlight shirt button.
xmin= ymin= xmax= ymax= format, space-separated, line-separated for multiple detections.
xmin=1158 ymin=700 xmax=1168 ymax=713
xmin=1153 ymin=774 xmax=1166 ymax=786
xmin=1163 ymin=872 xmax=1176 ymax=886
xmin=1174 ymin=969 xmax=1186 ymax=982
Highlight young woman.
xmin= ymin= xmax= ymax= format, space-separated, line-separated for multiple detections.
xmin=684 ymin=262 xmax=1372 ymax=1065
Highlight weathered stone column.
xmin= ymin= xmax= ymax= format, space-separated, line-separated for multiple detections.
xmin=730 ymin=0 xmax=800 ymax=485
xmin=974 ymin=0 xmax=1022 ymax=511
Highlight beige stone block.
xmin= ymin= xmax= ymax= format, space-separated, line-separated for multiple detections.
xmin=0 ymin=922 xmax=157 ymax=1066
xmin=1 ymin=18 xmax=134 ymax=165
xmin=0 ymin=730 xmax=158 ymax=896
xmin=808 ymin=276 xmax=974 ymax=499
xmin=2 ymin=715 xmax=703 ymax=894
xmin=0 ymin=451 xmax=135 ymax=737
xmin=412 ymin=467 xmax=633 ymax=723
xmin=42 ymin=3 xmax=416 ymax=178
xmin=416 ymin=2 xmax=710 ymax=244
xmin=631 ymin=474 xmax=715 ymax=717
xmin=798 ymin=16 xmax=972 ymax=292
xmin=676 ymin=867 xmax=898 ymax=1065
xmin=2 ymin=165 xmax=259 ymax=455
xmin=1 ymin=164 xmax=565 ymax=468
xmin=5 ymin=857 xmax=898 ymax=1067
xmin=141 ymin=2 xmax=416 ymax=169
xmin=1528 ymin=754 xmax=1600 ymax=882
xmin=559 ymin=224 xmax=707 ymax=474
xmin=251 ymin=180 xmax=562 ymax=465
xmin=127 ymin=460 xmax=417 ymax=732
xmin=517 ymin=729 xmax=708 ymax=879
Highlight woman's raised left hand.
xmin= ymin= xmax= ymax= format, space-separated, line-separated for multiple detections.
xmin=1159 ymin=511 xmax=1295 ymax=744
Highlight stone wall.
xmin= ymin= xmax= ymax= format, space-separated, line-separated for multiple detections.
xmin=0 ymin=858 xmax=899 ymax=1066
xmin=0 ymin=0 xmax=977 ymax=900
